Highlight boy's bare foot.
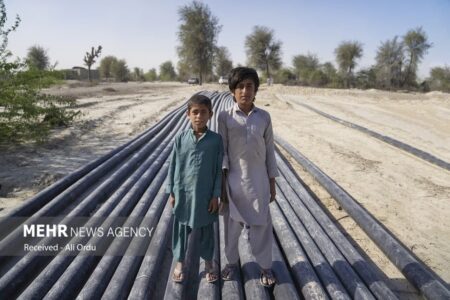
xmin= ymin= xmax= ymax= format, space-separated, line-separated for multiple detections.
xmin=172 ymin=262 xmax=184 ymax=283
xmin=205 ymin=260 xmax=218 ymax=283
xmin=260 ymin=269 xmax=276 ymax=287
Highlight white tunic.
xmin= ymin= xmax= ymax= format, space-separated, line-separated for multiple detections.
xmin=218 ymin=103 xmax=279 ymax=225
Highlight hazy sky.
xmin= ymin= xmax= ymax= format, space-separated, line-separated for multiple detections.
xmin=4 ymin=0 xmax=450 ymax=78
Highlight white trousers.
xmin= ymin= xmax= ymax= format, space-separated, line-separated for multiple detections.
xmin=223 ymin=206 xmax=273 ymax=269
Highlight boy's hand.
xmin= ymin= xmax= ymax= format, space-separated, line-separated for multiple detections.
xmin=169 ymin=194 xmax=175 ymax=207
xmin=221 ymin=188 xmax=228 ymax=203
xmin=208 ymin=197 xmax=219 ymax=214
xmin=269 ymin=178 xmax=276 ymax=202
xmin=221 ymin=169 xmax=228 ymax=203
xmin=219 ymin=201 xmax=227 ymax=214
xmin=270 ymin=190 xmax=276 ymax=202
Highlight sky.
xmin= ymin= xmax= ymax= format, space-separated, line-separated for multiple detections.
xmin=3 ymin=0 xmax=450 ymax=79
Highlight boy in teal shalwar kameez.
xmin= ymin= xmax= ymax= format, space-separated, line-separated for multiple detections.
xmin=166 ymin=94 xmax=223 ymax=283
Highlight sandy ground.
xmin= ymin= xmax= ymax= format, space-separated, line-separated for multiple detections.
xmin=0 ymin=81 xmax=449 ymax=297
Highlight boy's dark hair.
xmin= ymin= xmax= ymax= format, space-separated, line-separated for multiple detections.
xmin=187 ymin=94 xmax=213 ymax=112
xmin=228 ymin=67 xmax=260 ymax=93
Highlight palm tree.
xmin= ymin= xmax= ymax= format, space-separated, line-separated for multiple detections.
xmin=402 ymin=27 xmax=432 ymax=87
xmin=335 ymin=41 xmax=363 ymax=88
xmin=375 ymin=36 xmax=404 ymax=89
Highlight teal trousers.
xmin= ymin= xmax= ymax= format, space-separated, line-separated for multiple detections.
xmin=172 ymin=218 xmax=214 ymax=262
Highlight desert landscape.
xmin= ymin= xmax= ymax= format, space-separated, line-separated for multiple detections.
xmin=0 ymin=81 xmax=449 ymax=298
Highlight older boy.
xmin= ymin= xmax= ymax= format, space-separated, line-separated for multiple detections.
xmin=166 ymin=94 xmax=223 ymax=283
xmin=218 ymin=67 xmax=278 ymax=287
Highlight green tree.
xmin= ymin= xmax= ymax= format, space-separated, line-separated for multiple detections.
xmin=428 ymin=66 xmax=450 ymax=92
xmin=274 ymin=68 xmax=296 ymax=85
xmin=309 ymin=70 xmax=328 ymax=87
xmin=26 ymin=45 xmax=50 ymax=70
xmin=132 ymin=67 xmax=145 ymax=81
xmin=355 ymin=67 xmax=377 ymax=89
xmin=177 ymin=1 xmax=221 ymax=84
xmin=145 ymin=68 xmax=157 ymax=81
xmin=159 ymin=61 xmax=177 ymax=81
xmin=335 ymin=41 xmax=363 ymax=88
xmin=111 ymin=59 xmax=129 ymax=82
xmin=1 ymin=1 xmax=78 ymax=142
xmin=214 ymin=46 xmax=233 ymax=77
xmin=177 ymin=60 xmax=190 ymax=82
xmin=98 ymin=55 xmax=118 ymax=80
xmin=83 ymin=45 xmax=102 ymax=82
xmin=320 ymin=62 xmax=340 ymax=86
xmin=402 ymin=27 xmax=432 ymax=87
xmin=0 ymin=0 xmax=20 ymax=61
xmin=292 ymin=53 xmax=319 ymax=84
xmin=245 ymin=26 xmax=282 ymax=79
xmin=375 ymin=36 xmax=404 ymax=89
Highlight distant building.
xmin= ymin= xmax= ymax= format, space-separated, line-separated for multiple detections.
xmin=62 ymin=66 xmax=99 ymax=80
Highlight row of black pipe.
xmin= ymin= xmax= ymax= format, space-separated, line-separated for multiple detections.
xmin=0 ymin=91 xmax=448 ymax=299
xmin=283 ymin=98 xmax=450 ymax=172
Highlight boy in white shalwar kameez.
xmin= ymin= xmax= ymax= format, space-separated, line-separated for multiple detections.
xmin=218 ymin=67 xmax=279 ymax=287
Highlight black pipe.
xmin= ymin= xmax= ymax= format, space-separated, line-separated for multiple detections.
xmin=271 ymin=236 xmax=301 ymax=300
xmin=289 ymin=99 xmax=450 ymax=172
xmin=126 ymin=202 xmax=173 ymax=299
xmin=274 ymin=182 xmax=351 ymax=300
xmin=7 ymin=131 xmax=178 ymax=299
xmin=195 ymin=222 xmax=220 ymax=300
xmin=239 ymin=228 xmax=271 ymax=300
xmin=94 ymin=181 xmax=170 ymax=299
xmin=270 ymin=201 xmax=329 ymax=299
xmin=219 ymin=213 xmax=245 ymax=300
xmin=275 ymin=135 xmax=450 ymax=300
xmin=276 ymin=150 xmax=398 ymax=299
xmin=41 ymin=124 xmax=184 ymax=300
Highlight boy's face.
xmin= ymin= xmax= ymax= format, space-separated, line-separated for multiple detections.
xmin=187 ymin=103 xmax=213 ymax=130
xmin=233 ymin=78 xmax=256 ymax=109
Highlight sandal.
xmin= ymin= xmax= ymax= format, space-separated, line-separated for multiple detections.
xmin=172 ymin=267 xmax=184 ymax=283
xmin=205 ymin=260 xmax=219 ymax=283
xmin=260 ymin=269 xmax=276 ymax=287
xmin=221 ymin=264 xmax=237 ymax=281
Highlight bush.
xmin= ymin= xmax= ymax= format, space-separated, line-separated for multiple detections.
xmin=0 ymin=62 xmax=80 ymax=143
xmin=309 ymin=70 xmax=328 ymax=87
xmin=275 ymin=68 xmax=296 ymax=84
xmin=428 ymin=66 xmax=450 ymax=93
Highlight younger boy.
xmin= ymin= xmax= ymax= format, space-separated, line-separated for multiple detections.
xmin=166 ymin=94 xmax=223 ymax=283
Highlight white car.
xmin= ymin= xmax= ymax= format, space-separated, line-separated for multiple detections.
xmin=218 ymin=76 xmax=228 ymax=85
xmin=187 ymin=77 xmax=199 ymax=85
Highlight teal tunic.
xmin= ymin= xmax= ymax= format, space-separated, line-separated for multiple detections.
xmin=166 ymin=128 xmax=223 ymax=228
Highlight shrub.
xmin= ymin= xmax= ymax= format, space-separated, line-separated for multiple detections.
xmin=0 ymin=62 xmax=80 ymax=143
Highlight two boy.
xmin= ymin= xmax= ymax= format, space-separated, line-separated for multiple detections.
xmin=167 ymin=67 xmax=277 ymax=287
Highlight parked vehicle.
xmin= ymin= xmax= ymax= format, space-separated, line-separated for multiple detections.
xmin=218 ymin=76 xmax=228 ymax=85
xmin=187 ymin=77 xmax=199 ymax=85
